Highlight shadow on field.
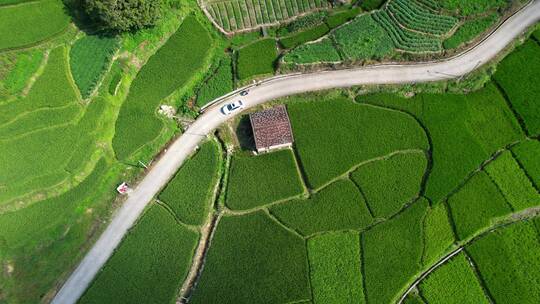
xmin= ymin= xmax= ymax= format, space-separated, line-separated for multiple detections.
xmin=236 ymin=115 xmax=256 ymax=151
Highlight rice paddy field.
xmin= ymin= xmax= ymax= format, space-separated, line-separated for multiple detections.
xmin=0 ymin=0 xmax=539 ymax=303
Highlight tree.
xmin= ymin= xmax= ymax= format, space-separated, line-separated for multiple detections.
xmin=84 ymin=0 xmax=163 ymax=32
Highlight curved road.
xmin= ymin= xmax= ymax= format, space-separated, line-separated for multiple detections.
xmin=52 ymin=2 xmax=540 ymax=303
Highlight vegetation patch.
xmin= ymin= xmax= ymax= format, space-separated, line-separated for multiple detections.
xmin=190 ymin=211 xmax=310 ymax=304
xmin=112 ymin=16 xmax=213 ymax=160
xmin=443 ymin=13 xmax=499 ymax=49
xmin=362 ymin=198 xmax=428 ymax=304
xmin=279 ymin=23 xmax=330 ymax=49
xmin=363 ymin=82 xmax=524 ymax=203
xmin=79 ymin=205 xmax=199 ymax=304
xmin=0 ymin=159 xmax=110 ymax=303
xmin=70 ymin=34 xmax=119 ymax=98
xmin=0 ymin=49 xmax=43 ymax=96
xmin=448 ymin=171 xmax=512 ymax=240
xmin=270 ymin=179 xmax=373 ymax=236
xmin=493 ymin=40 xmax=540 ymax=136
xmin=511 ymin=139 xmax=540 ymax=188
xmin=159 ymin=140 xmax=221 ymax=226
xmin=440 ymin=0 xmax=508 ymax=16
xmin=422 ymin=203 xmax=454 ymax=265
xmin=419 ymin=252 xmax=489 ymax=304
xmin=196 ymin=56 xmax=233 ymax=107
xmin=307 ymin=231 xmax=364 ymax=303
xmin=466 ymin=220 xmax=540 ymax=304
xmin=0 ymin=0 xmax=70 ymax=50
xmin=288 ymin=96 xmax=428 ymax=189
xmin=236 ymin=39 xmax=277 ymax=80
xmin=226 ymin=149 xmax=304 ymax=210
xmin=351 ymin=152 xmax=427 ymax=218
xmin=283 ymin=38 xmax=341 ymax=64
xmin=485 ymin=151 xmax=539 ymax=211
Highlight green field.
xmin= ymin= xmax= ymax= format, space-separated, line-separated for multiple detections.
xmin=493 ymin=39 xmax=540 ymax=136
xmin=485 ymin=151 xmax=539 ymax=211
xmin=0 ymin=0 xmax=70 ymax=50
xmin=419 ymin=252 xmax=489 ymax=304
xmin=0 ymin=49 xmax=43 ymax=96
xmin=444 ymin=13 xmax=499 ymax=49
xmin=448 ymin=171 xmax=512 ymax=240
xmin=158 ymin=140 xmax=221 ymax=225
xmin=196 ymin=56 xmax=233 ymax=107
xmin=288 ymin=96 xmax=428 ymax=189
xmin=511 ymin=139 xmax=540 ymax=188
xmin=271 ymin=179 xmax=373 ymax=236
xmin=79 ymin=205 xmax=199 ymax=304
xmin=362 ymin=198 xmax=427 ymax=304
xmin=112 ymin=16 xmax=213 ymax=160
xmin=70 ymin=35 xmax=119 ymax=99
xmin=422 ymin=203 xmax=455 ymax=265
xmin=236 ymin=39 xmax=278 ymax=80
xmin=466 ymin=220 xmax=540 ymax=304
xmin=0 ymin=46 xmax=109 ymax=204
xmin=190 ymin=211 xmax=311 ymax=303
xmin=226 ymin=149 xmax=304 ymax=210
xmin=307 ymin=232 xmax=364 ymax=303
xmin=363 ymin=82 xmax=524 ymax=203
xmin=351 ymin=152 xmax=427 ymax=218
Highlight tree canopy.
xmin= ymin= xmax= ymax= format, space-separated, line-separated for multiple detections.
xmin=84 ymin=0 xmax=163 ymax=32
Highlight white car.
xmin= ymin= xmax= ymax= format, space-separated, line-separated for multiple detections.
xmin=221 ymin=100 xmax=244 ymax=115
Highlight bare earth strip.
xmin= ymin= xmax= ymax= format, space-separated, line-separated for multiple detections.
xmin=52 ymin=2 xmax=540 ymax=304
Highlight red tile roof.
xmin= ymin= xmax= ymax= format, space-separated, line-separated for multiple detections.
xmin=249 ymin=105 xmax=294 ymax=152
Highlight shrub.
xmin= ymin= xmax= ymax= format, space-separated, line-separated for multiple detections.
xmin=351 ymin=152 xmax=427 ymax=218
xmin=444 ymin=13 xmax=499 ymax=49
xmin=112 ymin=16 xmax=213 ymax=160
xmin=362 ymin=198 xmax=428 ymax=304
xmin=236 ymin=39 xmax=277 ymax=80
xmin=466 ymin=220 xmax=540 ymax=304
xmin=190 ymin=211 xmax=311 ymax=304
xmin=196 ymin=56 xmax=233 ymax=107
xmin=362 ymin=82 xmax=524 ymax=203
xmin=70 ymin=34 xmax=119 ymax=98
xmin=447 ymin=171 xmax=511 ymax=240
xmin=484 ymin=151 xmax=539 ymax=211
xmin=226 ymin=149 xmax=304 ymax=210
xmin=283 ymin=38 xmax=341 ymax=64
xmin=279 ymin=23 xmax=330 ymax=49
xmin=0 ymin=0 xmax=70 ymax=50
xmin=288 ymin=96 xmax=427 ymax=189
xmin=307 ymin=232 xmax=364 ymax=303
xmin=511 ymin=139 xmax=540 ymax=188
xmin=84 ymin=0 xmax=162 ymax=32
xmin=422 ymin=203 xmax=454 ymax=265
xmin=159 ymin=140 xmax=221 ymax=226
xmin=333 ymin=14 xmax=395 ymax=60
xmin=79 ymin=205 xmax=199 ymax=304
xmin=360 ymin=0 xmax=386 ymax=10
xmin=419 ymin=252 xmax=490 ymax=304
xmin=284 ymin=11 xmax=327 ymax=33
xmin=493 ymin=39 xmax=540 ymax=136
xmin=270 ymin=179 xmax=373 ymax=236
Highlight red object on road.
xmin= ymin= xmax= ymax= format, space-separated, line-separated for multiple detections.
xmin=116 ymin=182 xmax=129 ymax=194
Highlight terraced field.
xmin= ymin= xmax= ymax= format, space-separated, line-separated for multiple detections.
xmin=202 ymin=0 xmax=331 ymax=32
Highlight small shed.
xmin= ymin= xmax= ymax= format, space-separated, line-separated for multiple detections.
xmin=249 ymin=105 xmax=294 ymax=153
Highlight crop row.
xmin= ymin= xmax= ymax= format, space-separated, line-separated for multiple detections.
xmin=205 ymin=0 xmax=330 ymax=32
xmin=372 ymin=10 xmax=442 ymax=52
xmin=387 ymin=0 xmax=457 ymax=36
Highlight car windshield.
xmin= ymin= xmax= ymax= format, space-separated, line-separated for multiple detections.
xmin=227 ymin=104 xmax=234 ymax=110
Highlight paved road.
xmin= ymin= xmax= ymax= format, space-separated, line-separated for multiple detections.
xmin=52 ymin=2 xmax=540 ymax=303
